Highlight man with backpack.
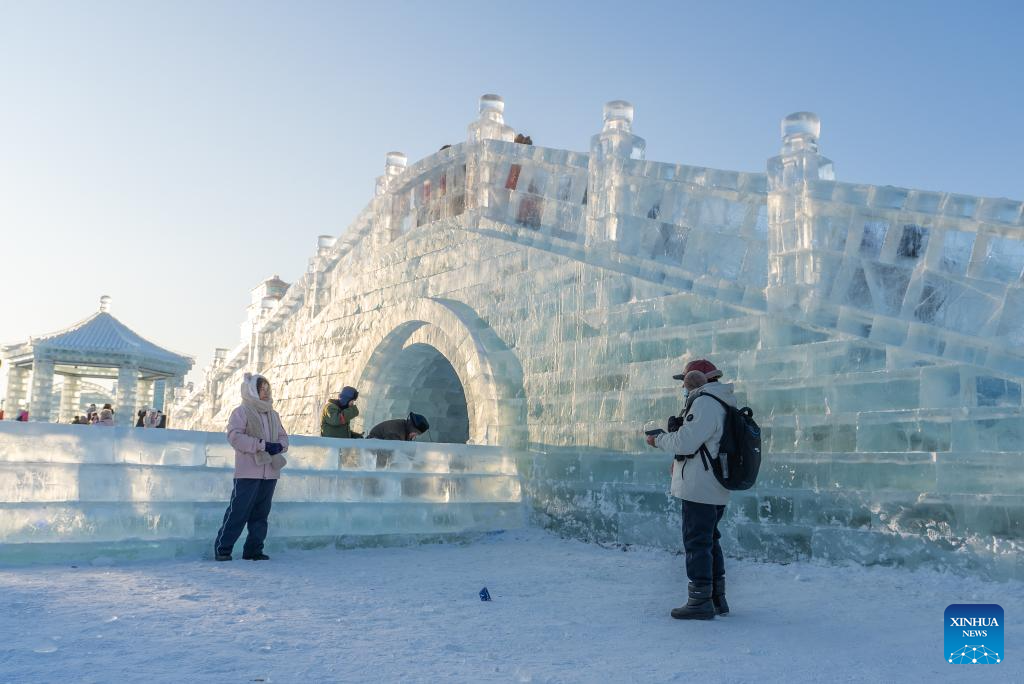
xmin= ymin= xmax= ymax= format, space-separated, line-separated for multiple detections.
xmin=647 ymin=359 xmax=740 ymax=620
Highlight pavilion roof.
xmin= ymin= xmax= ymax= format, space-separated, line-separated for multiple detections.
xmin=27 ymin=310 xmax=193 ymax=371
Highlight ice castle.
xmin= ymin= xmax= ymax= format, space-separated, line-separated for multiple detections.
xmin=3 ymin=95 xmax=1021 ymax=576
xmin=158 ymin=95 xmax=1023 ymax=577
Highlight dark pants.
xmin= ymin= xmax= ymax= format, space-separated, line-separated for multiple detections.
xmin=215 ymin=478 xmax=277 ymax=557
xmin=681 ymin=500 xmax=726 ymax=586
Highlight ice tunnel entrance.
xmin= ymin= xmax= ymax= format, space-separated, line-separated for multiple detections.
xmin=370 ymin=343 xmax=470 ymax=444
xmin=352 ymin=299 xmax=527 ymax=448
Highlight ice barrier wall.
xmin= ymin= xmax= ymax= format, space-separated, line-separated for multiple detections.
xmin=50 ymin=98 xmax=1024 ymax=578
xmin=0 ymin=422 xmax=525 ymax=564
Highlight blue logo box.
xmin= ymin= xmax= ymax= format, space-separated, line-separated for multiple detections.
xmin=945 ymin=604 xmax=1003 ymax=664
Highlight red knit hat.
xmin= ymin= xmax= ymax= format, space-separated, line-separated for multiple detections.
xmin=672 ymin=358 xmax=722 ymax=381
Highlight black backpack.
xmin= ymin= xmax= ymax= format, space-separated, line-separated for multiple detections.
xmin=695 ymin=393 xmax=762 ymax=491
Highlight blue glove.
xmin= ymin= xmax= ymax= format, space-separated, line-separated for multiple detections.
xmin=265 ymin=441 xmax=283 ymax=456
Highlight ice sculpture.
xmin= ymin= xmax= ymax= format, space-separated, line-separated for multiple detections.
xmin=166 ymin=96 xmax=1023 ymax=578
xmin=9 ymin=95 xmax=1021 ymax=575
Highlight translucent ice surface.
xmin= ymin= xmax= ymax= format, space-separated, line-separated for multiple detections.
xmin=0 ymin=422 xmax=525 ymax=561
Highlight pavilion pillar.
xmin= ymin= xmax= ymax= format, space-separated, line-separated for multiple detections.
xmin=4 ymin=365 xmax=30 ymax=418
xmin=59 ymin=375 xmax=83 ymax=422
xmin=29 ymin=358 xmax=56 ymax=422
xmin=115 ymin=365 xmax=138 ymax=427
xmin=136 ymin=379 xmax=155 ymax=417
xmin=163 ymin=375 xmax=185 ymax=413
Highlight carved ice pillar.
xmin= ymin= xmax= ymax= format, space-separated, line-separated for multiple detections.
xmin=136 ymin=378 xmax=155 ymax=415
xmin=466 ymin=94 xmax=515 ymax=211
xmin=205 ymin=349 xmax=229 ymax=418
xmin=250 ymin=303 xmax=274 ymax=372
xmin=115 ymin=365 xmax=138 ymax=427
xmin=28 ymin=357 xmax=55 ymax=422
xmin=59 ymin=375 xmax=83 ymax=422
xmin=307 ymin=235 xmax=336 ymax=317
xmin=4 ymin=365 xmax=30 ymax=417
xmin=376 ymin=151 xmax=407 ymax=198
xmin=373 ymin=152 xmax=408 ymax=246
xmin=163 ymin=375 xmax=185 ymax=413
xmin=466 ymin=94 xmax=515 ymax=145
xmin=586 ymin=100 xmax=646 ymax=245
xmin=765 ymin=112 xmax=836 ymax=318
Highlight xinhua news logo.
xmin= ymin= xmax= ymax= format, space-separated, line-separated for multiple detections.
xmin=945 ymin=604 xmax=1003 ymax=664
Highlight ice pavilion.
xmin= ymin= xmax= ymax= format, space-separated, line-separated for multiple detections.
xmin=2 ymin=296 xmax=193 ymax=426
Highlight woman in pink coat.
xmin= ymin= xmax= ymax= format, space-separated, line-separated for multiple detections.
xmin=214 ymin=373 xmax=289 ymax=561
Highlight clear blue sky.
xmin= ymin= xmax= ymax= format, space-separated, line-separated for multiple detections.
xmin=1 ymin=1 xmax=1022 ymax=393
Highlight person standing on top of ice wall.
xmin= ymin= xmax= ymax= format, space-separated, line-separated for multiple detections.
xmin=647 ymin=359 xmax=736 ymax=620
xmin=321 ymin=386 xmax=360 ymax=439
xmin=214 ymin=372 xmax=289 ymax=562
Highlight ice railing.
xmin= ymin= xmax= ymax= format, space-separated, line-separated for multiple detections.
xmin=0 ymin=422 xmax=525 ymax=558
xmin=471 ymin=140 xmax=770 ymax=308
xmin=295 ymin=145 xmax=471 ymax=321
xmin=387 ymin=144 xmax=470 ymax=236
xmin=777 ymin=177 xmax=1024 ymax=377
xmin=477 ymin=139 xmax=590 ymax=240
xmin=271 ymin=136 xmax=770 ymax=336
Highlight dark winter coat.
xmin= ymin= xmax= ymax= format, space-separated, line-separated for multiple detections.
xmin=367 ymin=418 xmax=414 ymax=441
xmin=321 ymin=399 xmax=359 ymax=439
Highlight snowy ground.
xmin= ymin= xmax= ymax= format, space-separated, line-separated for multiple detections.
xmin=0 ymin=530 xmax=1019 ymax=683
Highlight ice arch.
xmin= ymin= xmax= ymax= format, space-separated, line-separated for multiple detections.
xmin=370 ymin=343 xmax=470 ymax=444
xmin=354 ymin=298 xmax=526 ymax=447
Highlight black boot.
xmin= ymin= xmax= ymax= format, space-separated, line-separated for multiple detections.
xmin=671 ymin=582 xmax=715 ymax=620
xmin=712 ymin=578 xmax=729 ymax=616
xmin=243 ymin=553 xmax=270 ymax=561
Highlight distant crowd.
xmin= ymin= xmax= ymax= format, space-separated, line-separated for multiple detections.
xmin=48 ymin=403 xmax=166 ymax=427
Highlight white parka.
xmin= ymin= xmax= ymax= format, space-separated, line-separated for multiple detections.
xmin=654 ymin=381 xmax=735 ymax=506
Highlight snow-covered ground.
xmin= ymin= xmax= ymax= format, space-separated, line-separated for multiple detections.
xmin=0 ymin=529 xmax=1019 ymax=683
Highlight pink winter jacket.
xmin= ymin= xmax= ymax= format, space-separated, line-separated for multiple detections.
xmin=226 ymin=405 xmax=289 ymax=480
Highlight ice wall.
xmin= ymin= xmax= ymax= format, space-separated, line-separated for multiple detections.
xmin=518 ymin=332 xmax=1024 ymax=581
xmin=0 ymin=421 xmax=525 ymax=564
xmin=767 ymin=113 xmax=1024 ymax=374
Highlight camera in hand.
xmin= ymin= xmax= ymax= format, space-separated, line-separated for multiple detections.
xmin=642 ymin=420 xmax=666 ymax=437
